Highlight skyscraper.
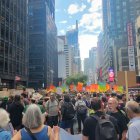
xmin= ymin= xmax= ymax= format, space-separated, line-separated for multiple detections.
xmin=101 ymin=0 xmax=140 ymax=80
xmin=28 ymin=0 xmax=57 ymax=88
xmin=57 ymin=36 xmax=66 ymax=80
xmin=66 ymin=21 xmax=81 ymax=75
xmin=89 ymin=47 xmax=97 ymax=83
xmin=0 ymin=0 xmax=28 ymax=88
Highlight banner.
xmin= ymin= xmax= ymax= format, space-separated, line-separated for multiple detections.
xmin=69 ymin=84 xmax=74 ymax=91
xmin=47 ymin=85 xmax=56 ymax=92
xmin=76 ymin=82 xmax=83 ymax=92
xmin=56 ymin=87 xmax=63 ymax=95
xmin=98 ymin=82 xmax=106 ymax=92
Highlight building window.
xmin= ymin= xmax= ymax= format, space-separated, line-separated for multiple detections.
xmin=139 ymin=42 xmax=140 ymax=49
xmin=123 ymin=2 xmax=126 ymax=6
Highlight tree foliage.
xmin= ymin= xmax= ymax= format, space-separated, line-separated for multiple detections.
xmin=66 ymin=73 xmax=88 ymax=86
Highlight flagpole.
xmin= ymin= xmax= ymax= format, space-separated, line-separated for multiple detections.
xmin=125 ymin=71 xmax=129 ymax=102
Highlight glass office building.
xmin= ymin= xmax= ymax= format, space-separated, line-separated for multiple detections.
xmin=0 ymin=0 xmax=28 ymax=88
xmin=28 ymin=0 xmax=57 ymax=88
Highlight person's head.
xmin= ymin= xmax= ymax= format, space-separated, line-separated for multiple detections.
xmin=90 ymin=97 xmax=102 ymax=112
xmin=102 ymin=96 xmax=107 ymax=103
xmin=108 ymin=98 xmax=118 ymax=112
xmin=83 ymin=95 xmax=86 ymax=100
xmin=50 ymin=93 xmax=55 ymax=101
xmin=21 ymin=93 xmax=27 ymax=99
xmin=111 ymin=93 xmax=117 ymax=98
xmin=64 ymin=95 xmax=70 ymax=102
xmin=22 ymin=104 xmax=44 ymax=129
xmin=125 ymin=101 xmax=140 ymax=119
xmin=77 ymin=93 xmax=82 ymax=100
xmin=8 ymin=95 xmax=14 ymax=102
xmin=117 ymin=94 xmax=123 ymax=101
xmin=0 ymin=108 xmax=10 ymax=128
xmin=14 ymin=95 xmax=21 ymax=102
xmin=31 ymin=98 xmax=36 ymax=104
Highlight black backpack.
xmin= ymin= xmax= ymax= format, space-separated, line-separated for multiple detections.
xmin=63 ymin=102 xmax=75 ymax=120
xmin=92 ymin=114 xmax=118 ymax=140
xmin=77 ymin=102 xmax=87 ymax=115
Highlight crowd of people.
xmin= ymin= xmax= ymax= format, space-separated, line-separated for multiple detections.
xmin=0 ymin=88 xmax=140 ymax=140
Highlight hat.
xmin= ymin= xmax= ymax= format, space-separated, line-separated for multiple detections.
xmin=31 ymin=93 xmax=43 ymax=101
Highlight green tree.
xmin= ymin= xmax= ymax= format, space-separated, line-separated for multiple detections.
xmin=66 ymin=74 xmax=88 ymax=86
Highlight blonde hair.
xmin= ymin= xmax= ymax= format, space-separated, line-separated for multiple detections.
xmin=0 ymin=108 xmax=10 ymax=128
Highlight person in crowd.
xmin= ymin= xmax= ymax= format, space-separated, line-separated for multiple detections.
xmin=83 ymin=95 xmax=90 ymax=108
xmin=0 ymin=108 xmax=12 ymax=140
xmin=136 ymin=93 xmax=140 ymax=103
xmin=71 ymin=96 xmax=76 ymax=106
xmin=117 ymin=94 xmax=125 ymax=111
xmin=59 ymin=95 xmax=64 ymax=109
xmin=107 ymin=98 xmax=128 ymax=140
xmin=101 ymin=95 xmax=108 ymax=109
xmin=75 ymin=93 xmax=87 ymax=133
xmin=12 ymin=104 xmax=59 ymax=140
xmin=60 ymin=94 xmax=75 ymax=134
xmin=23 ymin=96 xmax=45 ymax=114
xmin=82 ymin=97 xmax=119 ymax=140
xmin=125 ymin=101 xmax=140 ymax=140
xmin=6 ymin=95 xmax=14 ymax=109
xmin=0 ymin=97 xmax=8 ymax=110
xmin=45 ymin=93 xmax=59 ymax=128
xmin=21 ymin=93 xmax=29 ymax=107
xmin=7 ymin=95 xmax=24 ymax=130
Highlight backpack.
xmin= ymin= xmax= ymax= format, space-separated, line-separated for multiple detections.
xmin=63 ymin=102 xmax=75 ymax=120
xmin=77 ymin=102 xmax=87 ymax=115
xmin=92 ymin=114 xmax=118 ymax=140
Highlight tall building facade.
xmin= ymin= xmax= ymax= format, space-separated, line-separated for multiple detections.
xmin=89 ymin=47 xmax=97 ymax=83
xmin=66 ymin=21 xmax=81 ymax=75
xmin=0 ymin=0 xmax=28 ymax=88
xmin=64 ymin=44 xmax=73 ymax=78
xmin=57 ymin=36 xmax=66 ymax=80
xmin=84 ymin=58 xmax=89 ymax=76
xmin=28 ymin=0 xmax=57 ymax=88
xmin=83 ymin=48 xmax=97 ymax=84
xmin=136 ymin=16 xmax=140 ymax=75
xmin=101 ymin=0 xmax=140 ymax=81
xmin=97 ymin=33 xmax=104 ymax=81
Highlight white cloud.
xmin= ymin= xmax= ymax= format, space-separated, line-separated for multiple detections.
xmin=59 ymin=30 xmax=65 ymax=35
xmin=79 ymin=34 xmax=97 ymax=60
xmin=79 ymin=13 xmax=102 ymax=33
xmin=79 ymin=0 xmax=102 ymax=33
xmin=88 ymin=0 xmax=102 ymax=13
xmin=59 ymin=20 xmax=67 ymax=24
xmin=67 ymin=25 xmax=76 ymax=30
xmin=68 ymin=3 xmax=86 ymax=15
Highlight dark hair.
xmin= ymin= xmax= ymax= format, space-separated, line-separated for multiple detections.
xmin=111 ymin=93 xmax=116 ymax=97
xmin=102 ymin=96 xmax=107 ymax=103
xmin=117 ymin=95 xmax=122 ymax=100
xmin=14 ymin=95 xmax=21 ymax=102
xmin=90 ymin=97 xmax=102 ymax=111
xmin=31 ymin=99 xmax=36 ymax=104
xmin=93 ymin=93 xmax=97 ymax=97
xmin=21 ymin=93 xmax=27 ymax=98
xmin=64 ymin=95 xmax=70 ymax=102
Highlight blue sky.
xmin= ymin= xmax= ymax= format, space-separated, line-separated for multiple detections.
xmin=55 ymin=0 xmax=102 ymax=60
